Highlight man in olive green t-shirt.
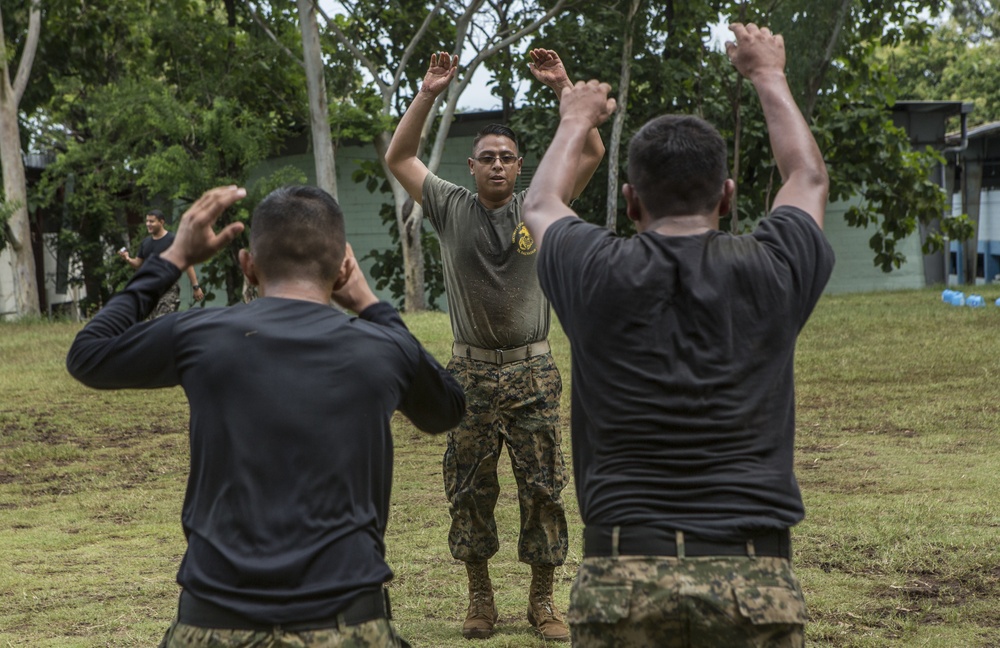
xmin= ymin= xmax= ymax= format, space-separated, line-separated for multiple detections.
xmin=386 ymin=49 xmax=605 ymax=642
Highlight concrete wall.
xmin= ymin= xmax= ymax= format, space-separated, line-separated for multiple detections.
xmin=822 ymin=197 xmax=926 ymax=294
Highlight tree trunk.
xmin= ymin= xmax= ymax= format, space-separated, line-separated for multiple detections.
xmin=297 ymin=0 xmax=338 ymax=199
xmin=801 ymin=0 xmax=852 ymax=119
xmin=401 ymin=199 xmax=426 ymax=312
xmin=606 ymin=0 xmax=642 ymax=231
xmin=376 ymin=132 xmax=426 ymax=312
xmin=0 ymin=1 xmax=41 ymax=319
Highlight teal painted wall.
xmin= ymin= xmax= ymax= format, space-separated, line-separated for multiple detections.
xmin=190 ymin=125 xmax=928 ymax=308
xmin=822 ymin=197 xmax=925 ymax=294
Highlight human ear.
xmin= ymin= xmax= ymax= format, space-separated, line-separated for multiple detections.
xmin=622 ymin=184 xmax=642 ymax=223
xmin=718 ymin=179 xmax=736 ymax=216
xmin=238 ymin=249 xmax=259 ymax=286
xmin=331 ymin=251 xmax=355 ymax=291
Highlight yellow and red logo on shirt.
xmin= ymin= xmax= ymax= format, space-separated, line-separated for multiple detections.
xmin=512 ymin=222 xmax=537 ymax=256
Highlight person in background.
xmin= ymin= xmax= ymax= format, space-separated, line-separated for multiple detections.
xmin=119 ymin=208 xmax=204 ymax=317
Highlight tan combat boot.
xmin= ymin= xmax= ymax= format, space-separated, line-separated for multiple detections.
xmin=527 ymin=565 xmax=570 ymax=642
xmin=462 ymin=561 xmax=499 ymax=639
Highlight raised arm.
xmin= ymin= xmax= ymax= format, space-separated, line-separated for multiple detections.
xmin=726 ymin=23 xmax=828 ymax=227
xmin=529 ymin=48 xmax=606 ymax=199
xmin=523 ymin=80 xmax=616 ymax=248
xmin=384 ymin=52 xmax=458 ymax=205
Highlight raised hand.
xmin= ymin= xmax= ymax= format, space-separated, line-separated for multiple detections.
xmin=421 ymin=52 xmax=459 ymax=97
xmin=160 ymin=186 xmax=246 ymax=271
xmin=528 ymin=48 xmax=571 ymax=92
xmin=726 ymin=22 xmax=786 ymax=81
xmin=559 ymin=80 xmax=617 ymax=130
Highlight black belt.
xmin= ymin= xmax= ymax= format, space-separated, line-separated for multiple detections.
xmin=583 ymin=525 xmax=791 ymax=559
xmin=178 ymin=587 xmax=391 ymax=632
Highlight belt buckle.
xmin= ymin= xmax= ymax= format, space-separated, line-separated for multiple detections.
xmin=495 ymin=348 xmax=506 ymax=364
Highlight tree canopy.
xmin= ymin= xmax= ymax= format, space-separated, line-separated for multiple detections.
xmin=4 ymin=0 xmax=993 ymax=315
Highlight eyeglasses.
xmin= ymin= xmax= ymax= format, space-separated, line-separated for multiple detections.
xmin=475 ymin=154 xmax=519 ymax=166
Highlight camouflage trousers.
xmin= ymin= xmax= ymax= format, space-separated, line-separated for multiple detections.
xmin=150 ymin=282 xmax=182 ymax=319
xmin=567 ymin=555 xmax=807 ymax=647
xmin=158 ymin=618 xmax=411 ymax=647
xmin=443 ymin=352 xmax=568 ymax=566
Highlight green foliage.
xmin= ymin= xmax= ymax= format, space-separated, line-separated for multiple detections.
xmin=26 ymin=0 xmax=316 ymax=308
xmin=512 ymin=0 xmax=958 ymax=271
xmin=330 ymin=0 xmax=454 ymax=114
xmin=882 ymin=15 xmax=1000 ymax=125
xmin=0 ymin=195 xmax=20 ymax=249
xmin=352 ymin=160 xmax=445 ymax=310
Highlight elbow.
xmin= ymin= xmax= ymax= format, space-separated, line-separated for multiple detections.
xmin=421 ymin=396 xmax=467 ymax=435
xmin=522 ymin=199 xmax=545 ymax=237
xmin=384 ymin=150 xmax=402 ymax=174
xmin=523 ymin=196 xmax=541 ymax=227
xmin=792 ymin=166 xmax=829 ymax=200
xmin=809 ymin=166 xmax=830 ymax=202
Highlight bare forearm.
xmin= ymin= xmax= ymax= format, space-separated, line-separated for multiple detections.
xmin=524 ymin=118 xmax=590 ymax=241
xmin=385 ymin=91 xmax=436 ymax=166
xmin=545 ymin=79 xmax=606 ymax=197
xmin=573 ymin=127 xmax=606 ymax=198
xmin=753 ymin=71 xmax=826 ymax=185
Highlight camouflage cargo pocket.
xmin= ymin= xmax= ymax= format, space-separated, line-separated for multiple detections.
xmin=566 ymin=585 xmax=632 ymax=625
xmin=733 ymin=584 xmax=809 ymax=625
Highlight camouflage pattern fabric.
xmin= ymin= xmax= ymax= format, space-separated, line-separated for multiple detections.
xmin=158 ymin=618 xmax=411 ymax=648
xmin=443 ymin=353 xmax=568 ymax=566
xmin=567 ymin=555 xmax=807 ymax=647
xmin=150 ymin=282 xmax=182 ymax=319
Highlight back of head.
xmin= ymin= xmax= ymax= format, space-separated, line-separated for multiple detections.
xmin=250 ymin=186 xmax=346 ymax=285
xmin=474 ymin=123 xmax=519 ymax=151
xmin=627 ymin=115 xmax=729 ymax=218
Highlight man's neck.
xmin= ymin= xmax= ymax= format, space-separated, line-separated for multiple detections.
xmin=644 ymin=213 xmax=717 ymax=237
xmin=258 ymin=280 xmax=333 ymax=305
xmin=151 ymin=229 xmax=168 ymax=240
xmin=477 ymin=193 xmax=515 ymax=211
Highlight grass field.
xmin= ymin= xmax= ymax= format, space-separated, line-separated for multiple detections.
xmin=1 ymin=287 xmax=999 ymax=647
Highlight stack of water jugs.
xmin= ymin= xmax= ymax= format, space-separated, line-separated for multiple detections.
xmin=941 ymin=289 xmax=992 ymax=308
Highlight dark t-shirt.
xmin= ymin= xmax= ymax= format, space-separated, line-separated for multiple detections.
xmin=537 ymin=206 xmax=834 ymax=539
xmin=138 ymin=231 xmax=175 ymax=261
xmin=67 ymin=256 xmax=465 ymax=622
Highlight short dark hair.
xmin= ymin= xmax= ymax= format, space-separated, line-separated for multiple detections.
xmin=473 ymin=124 xmax=518 ymax=152
xmin=627 ymin=115 xmax=729 ymax=218
xmin=146 ymin=209 xmax=166 ymax=222
xmin=250 ymin=186 xmax=347 ymax=285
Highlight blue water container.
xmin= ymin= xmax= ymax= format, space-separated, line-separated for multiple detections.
xmin=967 ymin=294 xmax=986 ymax=308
